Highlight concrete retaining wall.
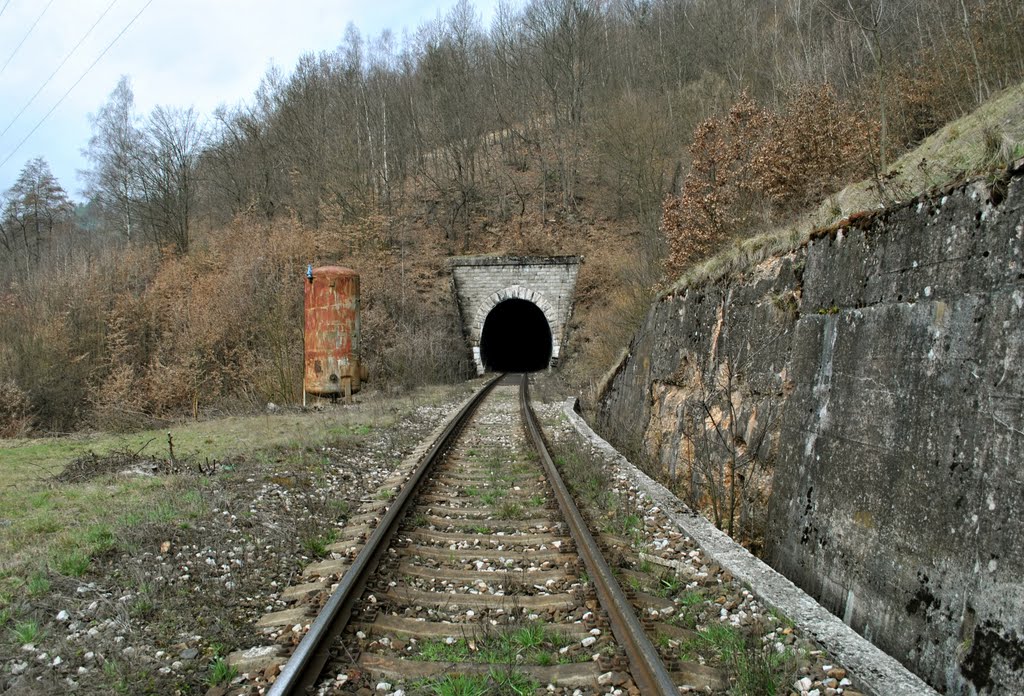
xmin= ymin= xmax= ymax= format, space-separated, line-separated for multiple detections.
xmin=596 ymin=170 xmax=1024 ymax=694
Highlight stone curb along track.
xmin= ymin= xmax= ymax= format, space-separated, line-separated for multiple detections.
xmin=559 ymin=397 xmax=939 ymax=696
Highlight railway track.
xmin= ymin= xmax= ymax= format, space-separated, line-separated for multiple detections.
xmin=220 ymin=374 xmax=839 ymax=695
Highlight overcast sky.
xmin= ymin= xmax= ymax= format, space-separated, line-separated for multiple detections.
xmin=0 ymin=0 xmax=501 ymax=200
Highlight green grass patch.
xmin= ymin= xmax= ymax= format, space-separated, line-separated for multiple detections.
xmin=25 ymin=569 xmax=49 ymax=596
xmin=479 ymin=490 xmax=502 ymax=506
xmin=657 ymin=573 xmax=684 ymax=597
xmin=54 ymin=550 xmax=90 ymax=577
xmin=497 ymin=502 xmax=525 ymax=520
xmin=413 ymin=624 xmax=582 ymax=667
xmin=679 ymin=623 xmax=744 ymax=664
xmin=207 ymin=657 xmax=238 ymax=686
xmin=418 ymin=669 xmax=538 ymax=696
xmin=10 ymin=620 xmax=39 ymax=644
xmin=730 ymin=640 xmax=796 ymax=696
xmin=301 ymin=529 xmax=338 ymax=558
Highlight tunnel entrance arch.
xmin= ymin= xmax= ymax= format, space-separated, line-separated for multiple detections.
xmin=448 ymin=256 xmax=582 ymax=375
xmin=479 ymin=299 xmax=553 ymax=372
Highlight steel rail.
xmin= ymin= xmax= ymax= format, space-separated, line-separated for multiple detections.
xmin=268 ymin=375 xmax=503 ymax=696
xmin=519 ymin=374 xmax=678 ymax=696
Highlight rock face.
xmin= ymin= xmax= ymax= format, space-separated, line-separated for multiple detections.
xmin=596 ymin=169 xmax=1024 ymax=695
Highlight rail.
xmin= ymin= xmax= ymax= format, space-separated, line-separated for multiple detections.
xmin=268 ymin=372 xmax=677 ymax=694
xmin=267 ymin=375 xmax=502 ymax=696
xmin=518 ymin=373 xmax=678 ymax=696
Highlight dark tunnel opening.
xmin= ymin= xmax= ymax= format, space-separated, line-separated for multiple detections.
xmin=479 ymin=299 xmax=553 ymax=372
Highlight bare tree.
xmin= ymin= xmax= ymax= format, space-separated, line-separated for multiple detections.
xmin=819 ymin=0 xmax=912 ymax=170
xmin=81 ymin=76 xmax=142 ymax=243
xmin=136 ymin=106 xmax=206 ymax=253
xmin=416 ymin=1 xmax=491 ymax=242
xmin=521 ymin=0 xmax=599 ymax=211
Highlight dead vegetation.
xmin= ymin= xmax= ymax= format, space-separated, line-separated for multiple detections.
xmin=1 ymin=0 xmax=1023 ymax=436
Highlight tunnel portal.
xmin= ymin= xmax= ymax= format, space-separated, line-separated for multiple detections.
xmin=479 ymin=299 xmax=553 ymax=372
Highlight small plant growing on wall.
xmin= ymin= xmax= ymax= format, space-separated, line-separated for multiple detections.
xmin=676 ymin=347 xmax=780 ymax=547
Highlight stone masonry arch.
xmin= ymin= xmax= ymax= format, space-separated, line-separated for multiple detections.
xmin=473 ymin=285 xmax=556 ymax=342
xmin=449 ymin=256 xmax=582 ymax=374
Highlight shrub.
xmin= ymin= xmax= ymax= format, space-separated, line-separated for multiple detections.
xmin=663 ymin=88 xmax=877 ymax=280
xmin=0 ymin=379 xmax=32 ymax=437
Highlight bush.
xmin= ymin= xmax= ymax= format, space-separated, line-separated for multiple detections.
xmin=0 ymin=379 xmax=32 ymax=437
xmin=663 ymin=88 xmax=877 ymax=279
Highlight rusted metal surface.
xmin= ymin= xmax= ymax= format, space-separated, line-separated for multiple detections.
xmin=303 ymin=265 xmax=363 ymax=397
xmin=267 ymin=375 xmax=501 ymax=696
xmin=519 ymin=374 xmax=678 ymax=696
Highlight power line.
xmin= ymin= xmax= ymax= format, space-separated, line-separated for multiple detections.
xmin=0 ymin=0 xmax=57 ymax=76
xmin=0 ymin=0 xmax=156 ymax=171
xmin=0 ymin=0 xmax=12 ymax=21
xmin=1 ymin=0 xmax=120 ymax=139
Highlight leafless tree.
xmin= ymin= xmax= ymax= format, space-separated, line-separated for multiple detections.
xmin=136 ymin=106 xmax=206 ymax=253
xmin=81 ymin=76 xmax=142 ymax=243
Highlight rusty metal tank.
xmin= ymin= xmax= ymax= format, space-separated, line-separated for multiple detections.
xmin=303 ymin=265 xmax=365 ymax=399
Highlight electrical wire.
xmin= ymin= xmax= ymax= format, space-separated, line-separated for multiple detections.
xmin=0 ymin=0 xmax=156 ymax=170
xmin=1 ymin=0 xmax=120 ymax=139
xmin=0 ymin=0 xmax=57 ymax=76
xmin=0 ymin=0 xmax=13 ymax=22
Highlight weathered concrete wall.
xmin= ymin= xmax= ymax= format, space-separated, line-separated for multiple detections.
xmin=450 ymin=255 xmax=581 ymax=373
xmin=596 ymin=170 xmax=1024 ymax=694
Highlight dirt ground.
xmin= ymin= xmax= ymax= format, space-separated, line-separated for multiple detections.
xmin=0 ymin=385 xmax=474 ymax=695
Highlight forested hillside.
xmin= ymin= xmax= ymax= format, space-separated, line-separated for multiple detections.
xmin=2 ymin=0 xmax=1022 ymax=434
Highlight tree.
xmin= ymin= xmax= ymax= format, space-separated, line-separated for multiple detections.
xmin=417 ymin=1 xmax=491 ymax=240
xmin=819 ymin=0 xmax=912 ymax=171
xmin=0 ymin=157 xmax=73 ymax=270
xmin=82 ymin=76 xmax=142 ymax=243
xmin=136 ymin=106 xmax=206 ymax=253
xmin=521 ymin=0 xmax=599 ymax=211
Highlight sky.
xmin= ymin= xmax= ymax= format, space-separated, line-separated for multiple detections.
xmin=0 ymin=0 xmax=501 ymax=200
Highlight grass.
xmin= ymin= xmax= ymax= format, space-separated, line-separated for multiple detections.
xmin=207 ymin=657 xmax=238 ymax=686
xmin=0 ymin=383 xmax=467 ymax=610
xmin=300 ymin=529 xmax=338 ymax=558
xmin=678 ymin=623 xmax=744 ymax=664
xmin=730 ymin=640 xmax=795 ymax=696
xmin=420 ymin=670 xmax=538 ymax=696
xmin=413 ymin=624 xmax=582 ymax=667
xmin=25 ymin=569 xmax=49 ymax=596
xmin=497 ymin=501 xmax=525 ymax=520
xmin=10 ymin=620 xmax=39 ymax=644
xmin=480 ymin=490 xmax=502 ymax=506
xmin=656 ymin=573 xmax=684 ymax=597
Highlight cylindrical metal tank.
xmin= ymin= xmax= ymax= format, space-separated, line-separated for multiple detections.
xmin=303 ymin=266 xmax=365 ymax=399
